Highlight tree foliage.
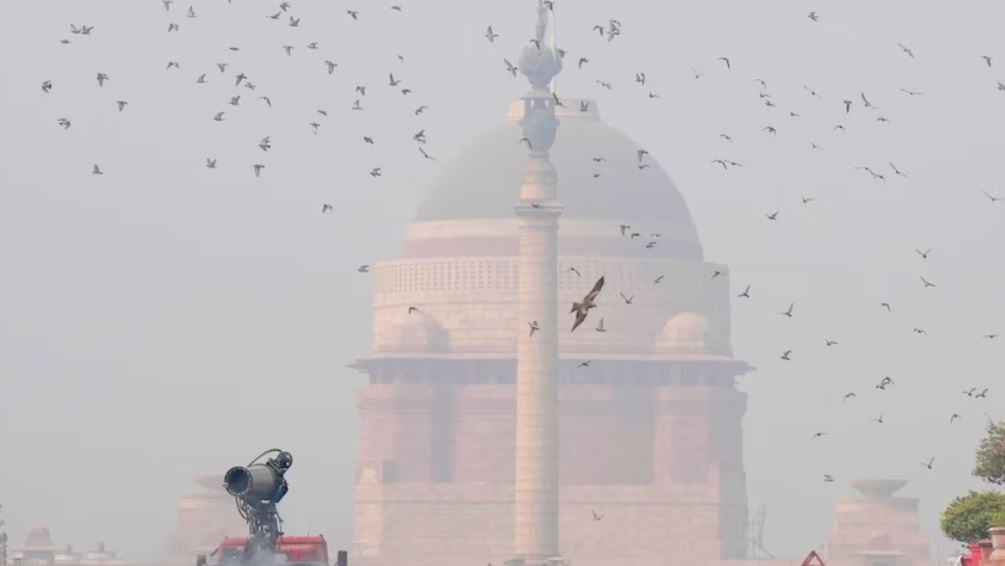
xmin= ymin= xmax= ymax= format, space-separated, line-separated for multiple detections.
xmin=973 ymin=420 xmax=1005 ymax=486
xmin=940 ymin=491 xmax=1005 ymax=544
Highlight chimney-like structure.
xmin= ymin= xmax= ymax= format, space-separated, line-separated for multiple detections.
xmin=509 ymin=1 xmax=564 ymax=565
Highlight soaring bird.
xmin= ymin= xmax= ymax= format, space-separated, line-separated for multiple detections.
xmin=325 ymin=60 xmax=337 ymax=74
xmin=418 ymin=147 xmax=435 ymax=161
xmin=809 ymin=432 xmax=827 ymax=440
xmin=414 ymin=105 xmax=428 ymax=115
xmin=807 ymin=11 xmax=819 ymax=22
xmin=41 ymin=80 xmax=53 ymax=93
xmin=289 ymin=16 xmax=301 ymax=26
xmin=213 ymin=111 xmax=225 ymax=122
xmin=504 ymin=59 xmax=519 ymax=77
xmin=57 ymin=118 xmax=72 ymax=130
xmin=873 ymin=412 xmax=885 ymax=424
xmin=96 ymin=73 xmax=110 ymax=87
xmin=880 ymin=302 xmax=892 ymax=312
xmin=322 ymin=204 xmax=334 ymax=214
xmin=915 ymin=248 xmax=931 ymax=259
xmin=890 ymin=162 xmax=908 ymax=177
xmin=92 ymin=164 xmax=104 ymax=175
xmin=842 ymin=99 xmax=853 ymax=113
xmin=860 ymin=92 xmax=877 ymax=108
xmin=196 ymin=73 xmax=207 ymax=84
xmin=258 ymin=136 xmax=272 ymax=152
xmin=592 ymin=510 xmax=604 ymax=521
xmin=737 ymin=285 xmax=751 ymax=299
xmin=920 ymin=276 xmax=937 ymax=288
xmin=654 ymin=275 xmax=665 ymax=284
xmin=842 ymin=393 xmax=857 ymax=402
xmin=765 ymin=211 xmax=780 ymax=221
xmin=485 ymin=26 xmax=498 ymax=43
xmin=897 ymin=43 xmax=915 ymax=58
xmin=920 ymin=458 xmax=935 ymax=470
xmin=984 ymin=334 xmax=1000 ymax=340
xmin=389 ymin=73 xmax=401 ymax=86
xmin=369 ymin=167 xmax=382 ymax=177
xmin=578 ymin=57 xmax=589 ymax=70
xmin=115 ymin=100 xmax=128 ymax=111
xmin=619 ymin=293 xmax=634 ymax=305
xmin=982 ymin=190 xmax=1001 ymax=203
xmin=577 ymin=360 xmax=592 ymax=368
xmin=900 ymin=88 xmax=924 ymax=96
xmin=528 ymin=321 xmax=540 ymax=338
xmin=823 ymin=474 xmax=835 ymax=483
xmin=253 ymin=164 xmax=265 ymax=177
xmin=718 ymin=56 xmax=731 ymax=69
xmin=595 ymin=318 xmax=607 ymax=333
xmin=825 ymin=339 xmax=838 ymax=347
xmin=205 ymin=158 xmax=217 ymax=169
xmin=950 ymin=414 xmax=961 ymax=424
xmin=876 ymin=377 xmax=895 ymax=390
xmin=981 ymin=55 xmax=993 ymax=68
xmin=358 ymin=265 xmax=370 ymax=273
xmin=571 ymin=277 xmax=605 ymax=332
xmin=780 ymin=350 xmax=792 ymax=361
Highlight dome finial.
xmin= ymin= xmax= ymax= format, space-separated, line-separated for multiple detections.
xmin=519 ymin=0 xmax=562 ymax=91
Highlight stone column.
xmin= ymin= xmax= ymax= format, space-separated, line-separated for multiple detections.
xmin=514 ymin=156 xmax=561 ymax=562
xmin=509 ymin=2 xmax=564 ymax=565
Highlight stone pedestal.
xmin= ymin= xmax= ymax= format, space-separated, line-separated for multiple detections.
xmin=824 ymin=479 xmax=930 ymax=566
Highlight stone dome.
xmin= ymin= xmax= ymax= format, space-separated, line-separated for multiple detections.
xmin=411 ymin=99 xmax=703 ymax=261
xmin=656 ymin=312 xmax=728 ymax=356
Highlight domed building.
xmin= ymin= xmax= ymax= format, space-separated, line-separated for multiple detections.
xmin=349 ymin=98 xmax=754 ymax=566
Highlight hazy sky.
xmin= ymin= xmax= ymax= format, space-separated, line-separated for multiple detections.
xmin=2 ymin=0 xmax=1004 ymax=562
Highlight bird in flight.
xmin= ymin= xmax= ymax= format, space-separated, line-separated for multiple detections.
xmin=578 ymin=57 xmax=589 ymax=70
xmin=213 ymin=111 xmax=225 ymax=122
xmin=809 ymin=432 xmax=827 ymax=440
xmin=528 ymin=321 xmax=540 ymax=338
xmin=504 ymin=59 xmax=519 ymax=77
xmin=920 ymin=458 xmax=935 ymax=470
xmin=825 ymin=339 xmax=838 ymax=347
xmin=982 ymin=55 xmax=993 ymax=68
xmin=982 ymin=190 xmax=1001 ymax=203
xmin=577 ymin=360 xmax=592 ymax=368
xmin=205 ymin=158 xmax=217 ymax=169
xmin=115 ymin=100 xmax=128 ymax=111
xmin=984 ymin=334 xmax=1000 ymax=340
xmin=897 ymin=43 xmax=915 ymax=58
xmin=711 ymin=270 xmax=724 ymax=281
xmin=801 ymin=196 xmax=815 ymax=204
xmin=325 ymin=60 xmax=337 ymax=74
xmin=485 ymin=26 xmax=498 ymax=43
xmin=737 ymin=285 xmax=751 ymax=299
xmin=619 ymin=293 xmax=634 ymax=305
xmin=322 ymin=204 xmax=334 ymax=214
xmin=873 ymin=412 xmax=885 ymax=424
xmin=592 ymin=510 xmax=604 ymax=521
xmin=96 ymin=73 xmax=110 ymax=87
xmin=358 ymin=265 xmax=370 ymax=273
xmin=56 ymin=117 xmax=71 ymax=130
xmin=571 ymin=277 xmax=605 ymax=332
xmin=654 ymin=275 xmax=665 ymax=284
xmin=595 ymin=318 xmax=607 ymax=333
xmin=765 ymin=211 xmax=780 ymax=221
xmin=369 ymin=167 xmax=382 ymax=178
xmin=718 ymin=57 xmax=731 ymax=69
xmin=92 ymin=164 xmax=104 ymax=175
xmin=920 ymin=276 xmax=937 ymax=288
xmin=860 ymin=92 xmax=877 ymax=108
xmin=41 ymin=80 xmax=53 ymax=93
xmin=253 ymin=164 xmax=265 ymax=177
xmin=780 ymin=350 xmax=792 ymax=361
xmin=569 ymin=267 xmax=582 ymax=278
xmin=807 ymin=11 xmax=819 ymax=22
xmin=289 ymin=16 xmax=301 ymax=26
xmin=842 ymin=99 xmax=853 ymax=113
xmin=890 ymin=162 xmax=908 ymax=177
xmin=899 ymin=88 xmax=924 ymax=96
xmin=762 ymin=126 xmax=777 ymax=136
xmin=950 ymin=414 xmax=961 ymax=424
xmin=823 ymin=474 xmax=835 ymax=483
xmin=915 ymin=248 xmax=931 ymax=259
xmin=259 ymin=136 xmax=272 ymax=152
xmin=880 ymin=302 xmax=892 ymax=312
xmin=842 ymin=392 xmax=857 ymax=402
xmin=876 ymin=377 xmax=895 ymax=390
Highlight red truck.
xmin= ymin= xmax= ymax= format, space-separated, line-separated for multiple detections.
xmin=207 ymin=536 xmax=336 ymax=566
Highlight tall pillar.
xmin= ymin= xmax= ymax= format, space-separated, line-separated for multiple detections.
xmin=510 ymin=2 xmax=564 ymax=565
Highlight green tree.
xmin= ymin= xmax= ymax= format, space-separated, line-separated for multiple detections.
xmin=941 ymin=491 xmax=1005 ymax=543
xmin=974 ymin=419 xmax=1005 ymax=486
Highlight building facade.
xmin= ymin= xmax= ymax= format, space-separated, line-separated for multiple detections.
xmin=349 ymin=99 xmax=753 ymax=566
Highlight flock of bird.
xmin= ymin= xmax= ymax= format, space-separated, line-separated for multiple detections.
xmin=36 ymin=0 xmax=1002 ymax=502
